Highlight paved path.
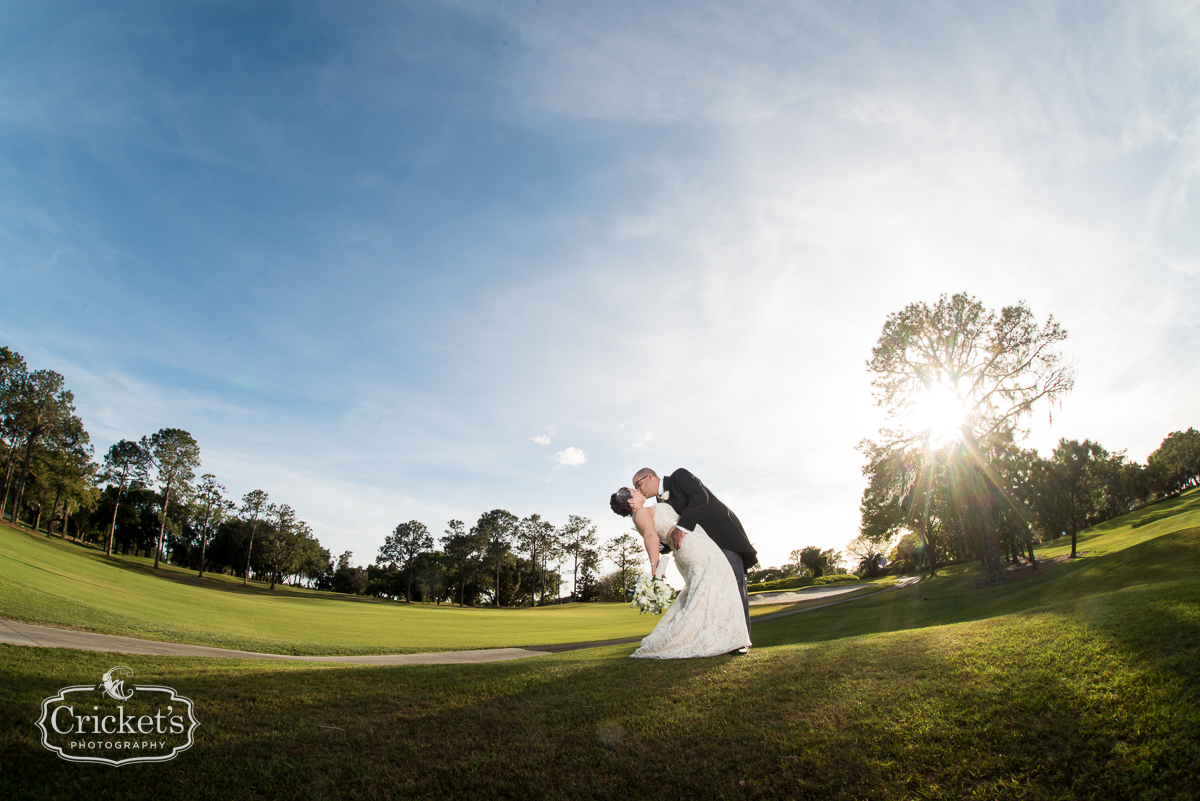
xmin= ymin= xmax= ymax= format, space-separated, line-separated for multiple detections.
xmin=750 ymin=576 xmax=921 ymax=622
xmin=750 ymin=582 xmax=878 ymax=606
xmin=0 ymin=577 xmax=920 ymax=665
xmin=0 ymin=618 xmax=552 ymax=665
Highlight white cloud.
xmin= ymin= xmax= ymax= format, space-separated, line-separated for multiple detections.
xmin=531 ymin=435 xmax=551 ymax=445
xmin=554 ymin=447 xmax=588 ymax=466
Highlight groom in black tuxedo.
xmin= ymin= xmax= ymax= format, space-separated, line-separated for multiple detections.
xmin=633 ymin=467 xmax=756 ymax=648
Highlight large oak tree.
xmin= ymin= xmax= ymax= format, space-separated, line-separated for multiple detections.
xmin=862 ymin=293 xmax=1075 ymax=584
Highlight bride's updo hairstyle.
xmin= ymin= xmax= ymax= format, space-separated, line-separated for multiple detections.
xmin=609 ymin=487 xmax=633 ymax=517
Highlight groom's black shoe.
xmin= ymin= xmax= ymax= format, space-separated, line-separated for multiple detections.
xmin=729 ymin=647 xmax=749 ymax=655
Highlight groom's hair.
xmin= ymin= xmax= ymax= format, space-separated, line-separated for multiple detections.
xmin=633 ymin=468 xmax=657 ymax=482
xmin=609 ymin=487 xmax=633 ymax=517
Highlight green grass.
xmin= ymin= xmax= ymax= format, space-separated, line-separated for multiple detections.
xmin=0 ymin=523 xmax=669 ymax=654
xmin=1 ymin=490 xmax=1198 ymax=799
xmin=0 ymin=523 xmax=814 ymax=655
xmin=749 ymin=582 xmax=896 ymax=618
xmin=752 ymin=489 xmax=1200 ymax=649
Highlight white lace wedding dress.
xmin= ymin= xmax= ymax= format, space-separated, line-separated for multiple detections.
xmin=631 ymin=503 xmax=751 ymax=659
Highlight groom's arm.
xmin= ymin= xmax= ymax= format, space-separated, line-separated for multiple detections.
xmin=671 ymin=468 xmax=710 ymax=534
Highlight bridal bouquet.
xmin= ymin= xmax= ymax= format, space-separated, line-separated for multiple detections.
xmin=629 ymin=574 xmax=677 ymax=615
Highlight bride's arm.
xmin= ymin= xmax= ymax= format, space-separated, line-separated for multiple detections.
xmin=632 ymin=508 xmax=660 ymax=575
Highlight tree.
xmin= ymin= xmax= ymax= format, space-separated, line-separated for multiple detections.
xmin=539 ymin=534 xmax=563 ymax=605
xmin=796 ymin=546 xmax=827 ymax=578
xmin=517 ymin=514 xmax=556 ymax=605
xmin=93 ymin=485 xmax=160 ymax=557
xmin=863 ymin=293 xmax=1075 ymax=584
xmin=858 ymin=438 xmax=959 ymax=578
xmin=473 ymin=509 xmax=518 ymax=607
xmin=410 ymin=551 xmax=450 ymax=603
xmin=192 ymin=474 xmax=231 ymax=577
xmin=559 ymin=515 xmax=597 ymax=602
xmin=102 ymin=440 xmax=151 ymax=556
xmin=145 ymin=428 xmax=201 ymax=569
xmin=605 ymin=533 xmax=643 ymax=599
xmin=41 ymin=413 xmax=94 ymax=539
xmin=297 ymin=540 xmax=333 ymax=589
xmin=1148 ymin=428 xmax=1200 ymax=497
xmin=575 ymin=547 xmax=603 ymax=601
xmin=379 ymin=520 xmax=435 ymax=602
xmin=333 ymin=551 xmax=368 ymax=595
xmin=6 ymin=369 xmax=83 ymax=528
xmin=846 ymin=536 xmax=888 ymax=577
xmin=239 ymin=489 xmax=269 ymax=585
xmin=1042 ymin=439 xmax=1108 ymax=559
xmin=0 ymin=347 xmax=29 ymax=520
xmin=259 ymin=504 xmax=313 ymax=589
xmin=442 ymin=519 xmax=485 ymax=607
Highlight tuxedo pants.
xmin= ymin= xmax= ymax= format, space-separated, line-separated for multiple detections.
xmin=721 ymin=548 xmax=751 ymax=639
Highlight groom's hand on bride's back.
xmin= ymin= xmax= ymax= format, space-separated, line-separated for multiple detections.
xmin=670 ymin=526 xmax=686 ymax=551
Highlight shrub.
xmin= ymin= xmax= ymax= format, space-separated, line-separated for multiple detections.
xmin=748 ymin=574 xmax=859 ymax=593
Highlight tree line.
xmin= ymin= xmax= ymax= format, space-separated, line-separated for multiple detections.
xmin=746 ymin=546 xmax=850 ymax=586
xmin=1 ymin=345 xmax=329 ymax=586
xmin=341 ymin=514 xmax=675 ymax=607
xmin=1 ymin=345 xmax=660 ymax=602
xmin=846 ymin=294 xmax=1200 ymax=581
xmin=850 ymin=427 xmax=1200 ymax=578
xmin=338 ymin=512 xmax=590 ymax=606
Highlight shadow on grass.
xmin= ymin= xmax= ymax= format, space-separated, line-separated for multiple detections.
xmin=9 ymin=525 xmax=610 ymax=615
xmin=1074 ymin=580 xmax=1200 ymax=685
xmin=98 ymin=555 xmax=388 ymax=605
xmin=6 ymin=514 xmax=1200 ymax=800
xmin=2 ymin=523 xmax=385 ymax=607
xmin=1097 ymin=487 xmax=1200 ymax=531
xmin=4 ymin=597 xmax=1198 ymax=801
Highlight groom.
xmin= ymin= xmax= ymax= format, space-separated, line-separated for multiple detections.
xmin=633 ymin=467 xmax=756 ymax=650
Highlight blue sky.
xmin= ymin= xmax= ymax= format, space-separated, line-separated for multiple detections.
xmin=2 ymin=1 xmax=1198 ymax=574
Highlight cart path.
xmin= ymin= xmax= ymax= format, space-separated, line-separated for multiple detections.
xmin=749 ymin=575 xmax=921 ymax=606
xmin=0 ymin=577 xmax=920 ymax=665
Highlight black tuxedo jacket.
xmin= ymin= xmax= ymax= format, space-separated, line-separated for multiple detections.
xmin=660 ymin=468 xmax=757 ymax=570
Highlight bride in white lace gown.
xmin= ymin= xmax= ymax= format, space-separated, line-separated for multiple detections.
xmin=613 ymin=487 xmax=751 ymax=659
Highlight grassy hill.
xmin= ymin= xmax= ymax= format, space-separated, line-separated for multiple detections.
xmin=2 ymin=490 xmax=1198 ymax=799
xmin=0 ymin=524 xmax=666 ymax=653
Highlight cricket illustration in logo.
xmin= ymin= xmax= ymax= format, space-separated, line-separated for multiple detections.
xmin=97 ymin=666 xmax=135 ymax=701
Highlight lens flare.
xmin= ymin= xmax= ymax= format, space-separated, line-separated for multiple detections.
xmin=909 ymin=384 xmax=968 ymax=445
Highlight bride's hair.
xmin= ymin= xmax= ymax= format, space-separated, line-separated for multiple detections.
xmin=609 ymin=487 xmax=633 ymax=517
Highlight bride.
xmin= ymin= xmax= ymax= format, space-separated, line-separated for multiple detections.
xmin=610 ymin=486 xmax=752 ymax=659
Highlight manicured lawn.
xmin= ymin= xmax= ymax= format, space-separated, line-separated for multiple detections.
xmin=1 ymin=490 xmax=1197 ymax=798
xmin=751 ymin=490 xmax=1200 ymax=650
xmin=0 ymin=523 xmax=666 ymax=654
xmin=0 ymin=522 xmax=856 ymax=655
xmin=2 ymin=567 xmax=1196 ymax=799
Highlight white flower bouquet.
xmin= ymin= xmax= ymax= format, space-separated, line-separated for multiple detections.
xmin=629 ymin=574 xmax=677 ymax=615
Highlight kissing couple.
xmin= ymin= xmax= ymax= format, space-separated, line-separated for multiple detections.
xmin=610 ymin=467 xmax=757 ymax=659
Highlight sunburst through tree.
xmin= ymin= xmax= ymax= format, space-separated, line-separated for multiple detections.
xmin=858 ymin=292 xmax=1076 ymax=584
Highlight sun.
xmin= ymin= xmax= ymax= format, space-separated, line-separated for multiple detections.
xmin=909 ymin=383 xmax=969 ymax=445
